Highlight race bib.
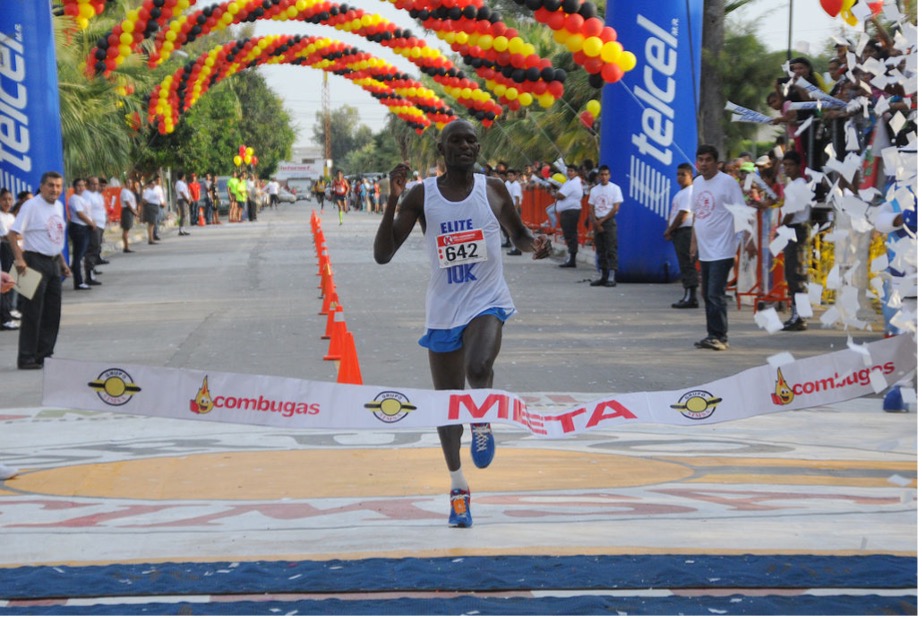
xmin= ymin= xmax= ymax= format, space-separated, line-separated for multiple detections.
xmin=436 ymin=229 xmax=488 ymax=269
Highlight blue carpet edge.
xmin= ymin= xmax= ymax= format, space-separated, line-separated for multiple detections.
xmin=0 ymin=554 xmax=915 ymax=600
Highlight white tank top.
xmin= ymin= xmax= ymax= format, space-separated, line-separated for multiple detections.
xmin=422 ymin=174 xmax=516 ymax=330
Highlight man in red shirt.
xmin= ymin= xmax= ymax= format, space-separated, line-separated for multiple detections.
xmin=189 ymin=173 xmax=202 ymax=226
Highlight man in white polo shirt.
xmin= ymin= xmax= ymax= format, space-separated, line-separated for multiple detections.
xmin=8 ymin=171 xmax=71 ymax=370
xmin=550 ymin=164 xmax=584 ymax=268
xmin=587 ymin=164 xmax=622 ymax=286
xmin=690 ymin=145 xmax=745 ymax=351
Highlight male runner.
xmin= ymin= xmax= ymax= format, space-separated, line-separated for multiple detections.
xmin=374 ymin=119 xmax=552 ymax=527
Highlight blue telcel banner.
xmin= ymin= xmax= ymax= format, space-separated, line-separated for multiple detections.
xmin=0 ymin=1 xmax=65 ymax=196
xmin=601 ymin=1 xmax=702 ymax=282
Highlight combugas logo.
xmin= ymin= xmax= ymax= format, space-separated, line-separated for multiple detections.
xmin=364 ymin=391 xmax=416 ymax=424
xmin=770 ymin=368 xmax=795 ymax=406
xmin=88 ymin=368 xmax=141 ymax=406
xmin=190 ymin=376 xmax=215 ymax=414
xmin=670 ymin=390 xmax=722 ymax=420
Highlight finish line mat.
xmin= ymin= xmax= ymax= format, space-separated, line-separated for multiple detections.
xmin=0 ymin=555 xmax=915 ymax=615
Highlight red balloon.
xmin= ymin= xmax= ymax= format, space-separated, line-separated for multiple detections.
xmin=580 ymin=110 xmax=593 ymax=129
xmin=581 ymin=18 xmax=603 ymax=38
xmin=584 ymin=56 xmax=603 ymax=74
xmin=819 ymin=0 xmax=843 ymax=17
xmin=600 ymin=27 xmax=617 ymax=43
xmin=564 ymin=13 xmax=584 ymax=33
xmin=491 ymin=21 xmax=506 ymax=36
xmin=572 ymin=50 xmax=587 ymax=65
xmin=601 ymin=63 xmax=624 ymax=83
xmin=548 ymin=81 xmax=564 ymax=98
xmin=547 ymin=11 xmax=565 ymax=30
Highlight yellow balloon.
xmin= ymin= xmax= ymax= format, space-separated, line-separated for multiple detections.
xmin=552 ymin=173 xmax=566 ymax=184
xmin=552 ymin=29 xmax=569 ymax=44
xmin=617 ymin=51 xmax=637 ymax=72
xmin=505 ymin=87 xmax=518 ymax=101
xmin=478 ymin=34 xmax=494 ymax=50
xmin=538 ymin=93 xmax=555 ymax=108
xmin=244 ymin=154 xmax=252 ymax=165
xmin=600 ymin=41 xmax=623 ymax=63
xmin=508 ymin=37 xmax=524 ymax=55
xmin=586 ymin=99 xmax=601 ymax=117
xmin=518 ymin=92 xmax=533 ymax=107
xmin=245 ymin=147 xmax=254 ymax=157
xmin=234 ymin=155 xmax=242 ymax=166
xmin=565 ymin=33 xmax=585 ymax=53
xmin=582 ymin=36 xmax=603 ymax=58
xmin=455 ymin=31 xmax=469 ymax=45
xmin=493 ymin=36 xmax=509 ymax=52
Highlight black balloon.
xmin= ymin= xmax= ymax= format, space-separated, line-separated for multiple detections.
xmin=525 ymin=67 xmax=540 ymax=81
xmin=588 ymin=73 xmax=603 ymax=89
xmin=577 ymin=3 xmax=596 ymax=19
xmin=561 ymin=0 xmax=579 ymax=14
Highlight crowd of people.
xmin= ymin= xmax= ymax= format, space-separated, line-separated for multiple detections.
xmin=0 ymin=168 xmax=294 ymax=373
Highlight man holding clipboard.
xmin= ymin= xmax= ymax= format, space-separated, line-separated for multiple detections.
xmin=7 ymin=171 xmax=71 ymax=370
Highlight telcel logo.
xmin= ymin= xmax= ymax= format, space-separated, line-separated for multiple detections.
xmin=0 ymin=28 xmax=32 ymax=174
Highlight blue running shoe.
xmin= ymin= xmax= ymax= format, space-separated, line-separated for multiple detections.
xmin=470 ymin=423 xmax=495 ymax=469
xmin=448 ymin=488 xmax=472 ymax=528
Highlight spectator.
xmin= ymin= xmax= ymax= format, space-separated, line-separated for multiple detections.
xmin=8 ymin=171 xmax=72 ymax=370
xmin=0 ymin=188 xmax=19 ymax=329
xmin=67 ymin=178 xmax=95 ymax=290
xmin=549 ymin=164 xmax=583 ymax=268
xmin=83 ymin=177 xmax=106 ymax=285
xmin=141 ymin=176 xmax=163 ymax=245
xmin=120 ymin=174 xmax=140 ymax=253
xmin=586 ymin=164 xmax=621 ymax=287
xmin=690 ymin=145 xmax=745 ymax=351
xmin=504 ymin=169 xmax=523 ymax=254
xmin=664 ymin=163 xmax=697 ymax=307
xmin=778 ymin=151 xmax=812 ymax=332
xmin=175 ymin=171 xmax=192 ymax=235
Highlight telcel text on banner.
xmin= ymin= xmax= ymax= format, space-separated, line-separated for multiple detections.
xmin=0 ymin=2 xmax=65 ymax=196
xmin=600 ymin=1 xmax=702 ymax=282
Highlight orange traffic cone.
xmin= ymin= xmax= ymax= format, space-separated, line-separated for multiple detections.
xmin=323 ymin=319 xmax=346 ymax=361
xmin=197 ymin=206 xmax=205 ymax=226
xmin=322 ymin=302 xmax=341 ymax=339
xmin=316 ymin=252 xmax=330 ymax=280
xmin=336 ymin=331 xmax=363 ymax=384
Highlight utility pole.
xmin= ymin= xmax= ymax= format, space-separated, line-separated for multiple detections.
xmin=323 ymin=72 xmax=331 ymax=177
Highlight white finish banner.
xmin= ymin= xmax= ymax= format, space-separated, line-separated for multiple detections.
xmin=42 ymin=335 xmax=915 ymax=439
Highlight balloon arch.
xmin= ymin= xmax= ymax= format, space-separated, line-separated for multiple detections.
xmin=65 ymin=0 xmax=636 ymax=132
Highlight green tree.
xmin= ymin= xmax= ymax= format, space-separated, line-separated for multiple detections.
xmin=343 ymin=131 xmax=401 ymax=175
xmin=312 ymin=105 xmax=375 ymax=169
xmin=720 ymin=25 xmax=789 ymax=157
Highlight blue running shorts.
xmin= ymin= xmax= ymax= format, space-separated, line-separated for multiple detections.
xmin=418 ymin=307 xmax=513 ymax=353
